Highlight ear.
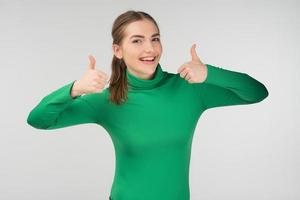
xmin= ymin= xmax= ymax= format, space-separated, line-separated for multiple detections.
xmin=112 ymin=44 xmax=123 ymax=59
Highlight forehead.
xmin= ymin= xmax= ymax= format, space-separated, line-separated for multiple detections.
xmin=124 ymin=20 xmax=159 ymax=39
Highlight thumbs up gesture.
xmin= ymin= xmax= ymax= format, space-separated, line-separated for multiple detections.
xmin=71 ymin=55 xmax=109 ymax=97
xmin=177 ymin=44 xmax=208 ymax=83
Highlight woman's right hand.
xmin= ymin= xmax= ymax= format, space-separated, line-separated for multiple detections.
xmin=71 ymin=55 xmax=109 ymax=97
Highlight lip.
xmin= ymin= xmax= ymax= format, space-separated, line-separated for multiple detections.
xmin=139 ymin=56 xmax=156 ymax=64
xmin=140 ymin=55 xmax=157 ymax=60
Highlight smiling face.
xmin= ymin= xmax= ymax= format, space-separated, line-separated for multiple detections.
xmin=112 ymin=19 xmax=163 ymax=80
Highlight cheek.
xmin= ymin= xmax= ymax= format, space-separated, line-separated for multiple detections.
xmin=124 ymin=52 xmax=138 ymax=61
xmin=129 ymin=49 xmax=141 ymax=59
xmin=156 ymin=44 xmax=162 ymax=54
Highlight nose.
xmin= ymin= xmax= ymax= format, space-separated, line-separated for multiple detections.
xmin=144 ymin=41 xmax=155 ymax=53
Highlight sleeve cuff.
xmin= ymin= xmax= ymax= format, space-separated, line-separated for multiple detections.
xmin=45 ymin=80 xmax=81 ymax=103
xmin=69 ymin=80 xmax=82 ymax=100
xmin=203 ymin=64 xmax=220 ymax=84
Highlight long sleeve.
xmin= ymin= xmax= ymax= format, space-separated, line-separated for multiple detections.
xmin=27 ymin=81 xmax=101 ymax=130
xmin=194 ymin=64 xmax=269 ymax=111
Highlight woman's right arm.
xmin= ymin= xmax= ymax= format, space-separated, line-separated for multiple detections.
xmin=27 ymin=55 xmax=109 ymax=130
xmin=27 ymin=80 xmax=101 ymax=130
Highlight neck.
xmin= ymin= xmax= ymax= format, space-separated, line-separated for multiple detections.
xmin=126 ymin=63 xmax=166 ymax=91
xmin=126 ymin=68 xmax=155 ymax=80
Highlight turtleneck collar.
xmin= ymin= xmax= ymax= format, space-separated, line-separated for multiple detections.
xmin=126 ymin=63 xmax=166 ymax=91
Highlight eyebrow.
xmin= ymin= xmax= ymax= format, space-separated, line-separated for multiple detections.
xmin=130 ymin=33 xmax=160 ymax=39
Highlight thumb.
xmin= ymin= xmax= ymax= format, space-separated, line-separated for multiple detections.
xmin=190 ymin=44 xmax=200 ymax=63
xmin=88 ymin=54 xmax=96 ymax=70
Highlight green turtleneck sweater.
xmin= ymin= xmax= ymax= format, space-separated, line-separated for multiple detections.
xmin=27 ymin=63 xmax=268 ymax=200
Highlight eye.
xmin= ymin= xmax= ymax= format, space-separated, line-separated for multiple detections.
xmin=132 ymin=38 xmax=160 ymax=43
xmin=132 ymin=39 xmax=141 ymax=43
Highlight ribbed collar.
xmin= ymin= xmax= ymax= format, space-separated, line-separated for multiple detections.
xmin=126 ymin=63 xmax=165 ymax=91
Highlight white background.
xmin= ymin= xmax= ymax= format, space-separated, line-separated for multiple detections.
xmin=0 ymin=0 xmax=299 ymax=199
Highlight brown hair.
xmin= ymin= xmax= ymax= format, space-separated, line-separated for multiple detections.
xmin=108 ymin=10 xmax=160 ymax=105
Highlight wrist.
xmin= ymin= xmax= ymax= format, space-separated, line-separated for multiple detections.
xmin=202 ymin=64 xmax=208 ymax=82
xmin=71 ymin=80 xmax=83 ymax=98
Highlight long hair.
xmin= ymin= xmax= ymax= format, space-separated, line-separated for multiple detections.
xmin=108 ymin=10 xmax=160 ymax=105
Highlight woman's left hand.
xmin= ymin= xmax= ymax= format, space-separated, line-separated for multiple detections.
xmin=177 ymin=44 xmax=208 ymax=83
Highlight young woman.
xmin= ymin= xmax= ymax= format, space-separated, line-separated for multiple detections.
xmin=27 ymin=10 xmax=269 ymax=200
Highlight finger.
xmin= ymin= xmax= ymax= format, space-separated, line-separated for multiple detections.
xmin=95 ymin=70 xmax=109 ymax=80
xmin=177 ymin=66 xmax=185 ymax=74
xmin=181 ymin=69 xmax=189 ymax=79
xmin=185 ymin=73 xmax=191 ymax=81
xmin=92 ymin=76 xmax=107 ymax=86
xmin=177 ymin=62 xmax=189 ymax=73
xmin=88 ymin=54 xmax=96 ymax=70
xmin=179 ymin=67 xmax=189 ymax=78
xmin=190 ymin=44 xmax=201 ymax=63
xmin=91 ymin=85 xmax=104 ymax=93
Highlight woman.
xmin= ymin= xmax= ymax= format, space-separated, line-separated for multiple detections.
xmin=27 ymin=10 xmax=268 ymax=200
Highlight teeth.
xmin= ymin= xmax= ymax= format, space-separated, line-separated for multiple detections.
xmin=140 ymin=57 xmax=155 ymax=61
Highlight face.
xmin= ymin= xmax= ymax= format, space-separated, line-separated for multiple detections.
xmin=112 ymin=19 xmax=163 ymax=80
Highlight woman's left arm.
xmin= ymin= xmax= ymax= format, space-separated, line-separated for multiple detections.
xmin=177 ymin=44 xmax=269 ymax=111
xmin=193 ymin=64 xmax=269 ymax=111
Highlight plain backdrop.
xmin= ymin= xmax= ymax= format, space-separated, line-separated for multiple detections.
xmin=0 ymin=0 xmax=299 ymax=199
